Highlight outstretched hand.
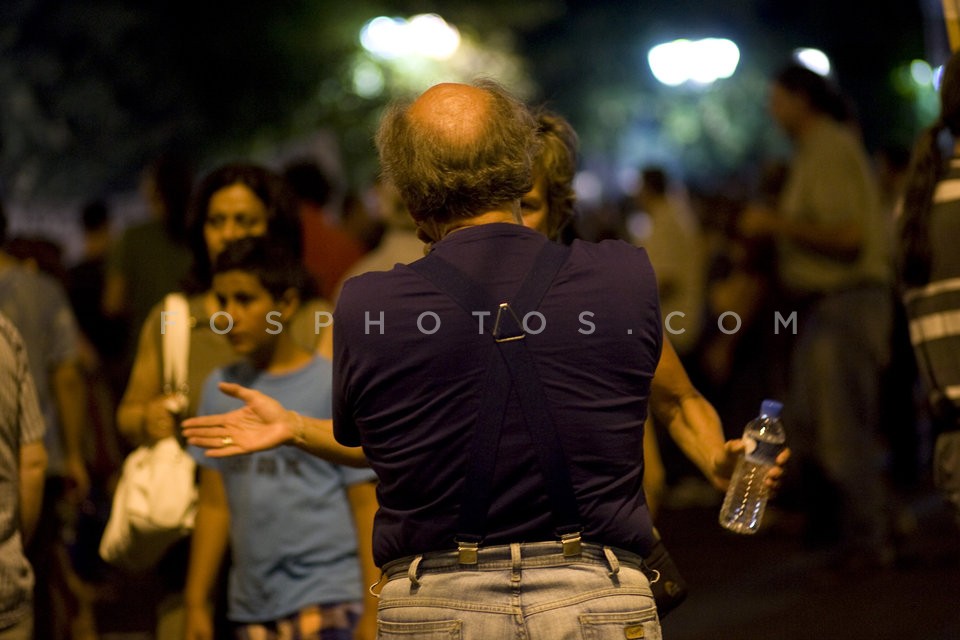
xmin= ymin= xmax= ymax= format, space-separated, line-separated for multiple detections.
xmin=181 ymin=382 xmax=295 ymax=457
xmin=712 ymin=439 xmax=791 ymax=492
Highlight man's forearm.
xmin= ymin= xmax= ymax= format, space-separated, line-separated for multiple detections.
xmin=663 ymin=392 xmax=728 ymax=488
xmin=290 ymin=412 xmax=368 ymax=467
xmin=649 ymin=339 xmax=727 ymax=488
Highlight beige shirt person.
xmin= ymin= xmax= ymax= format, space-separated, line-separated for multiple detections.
xmin=777 ymin=118 xmax=893 ymax=295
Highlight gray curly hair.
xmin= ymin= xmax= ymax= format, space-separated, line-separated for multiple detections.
xmin=375 ymin=79 xmax=540 ymax=225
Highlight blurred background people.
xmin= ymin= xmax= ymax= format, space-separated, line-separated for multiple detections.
xmin=696 ymin=161 xmax=785 ymax=438
xmin=0 ymin=312 xmax=47 ymax=640
xmin=739 ymin=64 xmax=895 ymax=567
xmin=103 ymin=153 xmax=195 ymax=385
xmin=112 ymin=162 xmax=319 ymax=640
xmin=184 ymin=237 xmax=378 ymax=640
xmin=67 ymin=200 xmax=120 ymax=367
xmin=4 ymin=236 xmax=68 ymax=284
xmin=66 ymin=197 xmax=126 ymax=478
xmin=331 ymin=180 xmax=421 ymax=302
xmin=897 ymin=48 xmax=960 ymax=527
xmin=629 ymin=166 xmax=707 ymax=360
xmin=0 ymin=201 xmax=90 ymax=639
xmin=282 ymin=159 xmax=366 ymax=301
xmin=876 ymin=143 xmax=913 ymax=218
xmin=62 ymin=198 xmax=130 ymax=640
xmin=341 ymin=188 xmax=387 ymax=255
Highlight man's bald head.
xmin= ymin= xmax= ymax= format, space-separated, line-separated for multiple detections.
xmin=376 ymin=79 xmax=539 ymax=225
xmin=407 ymin=83 xmax=493 ymax=149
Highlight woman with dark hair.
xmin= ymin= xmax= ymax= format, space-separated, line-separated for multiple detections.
xmin=184 ymin=163 xmax=303 ymax=293
xmin=113 ymin=162 xmax=327 ymax=640
xmin=183 ymin=163 xmax=303 ymax=295
xmin=898 ymin=50 xmax=960 ymax=524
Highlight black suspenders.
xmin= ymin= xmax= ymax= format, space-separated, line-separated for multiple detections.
xmin=409 ymin=241 xmax=583 ymax=562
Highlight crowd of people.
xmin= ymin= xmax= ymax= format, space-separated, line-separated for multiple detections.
xmin=0 ymin=53 xmax=957 ymax=640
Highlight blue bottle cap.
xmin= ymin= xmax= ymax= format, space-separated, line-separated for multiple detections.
xmin=760 ymin=399 xmax=783 ymax=418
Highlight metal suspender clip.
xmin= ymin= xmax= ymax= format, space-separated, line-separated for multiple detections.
xmin=457 ymin=539 xmax=479 ymax=565
xmin=561 ymin=531 xmax=582 ymax=557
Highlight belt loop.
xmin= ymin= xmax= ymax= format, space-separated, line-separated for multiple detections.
xmin=602 ymin=546 xmax=620 ymax=576
xmin=368 ymin=571 xmax=386 ymax=598
xmin=407 ymin=555 xmax=423 ymax=588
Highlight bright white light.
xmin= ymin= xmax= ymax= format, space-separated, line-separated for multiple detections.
xmin=408 ymin=14 xmax=461 ymax=59
xmin=701 ymin=38 xmax=740 ymax=80
xmin=360 ymin=17 xmax=408 ymax=59
xmin=910 ymin=59 xmax=934 ymax=86
xmin=793 ymin=48 xmax=831 ymax=77
xmin=648 ymin=41 xmax=690 ymax=86
xmin=360 ymin=14 xmax=460 ymax=60
xmin=648 ymin=38 xmax=740 ymax=87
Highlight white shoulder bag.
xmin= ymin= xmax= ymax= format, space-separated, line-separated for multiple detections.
xmin=99 ymin=293 xmax=199 ymax=572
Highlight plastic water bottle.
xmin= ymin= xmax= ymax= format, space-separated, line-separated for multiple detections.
xmin=718 ymin=399 xmax=786 ymax=534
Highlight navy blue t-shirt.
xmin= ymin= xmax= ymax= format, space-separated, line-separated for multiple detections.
xmin=333 ymin=223 xmax=662 ymax=566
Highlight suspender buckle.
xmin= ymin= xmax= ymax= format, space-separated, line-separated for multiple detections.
xmin=457 ymin=540 xmax=479 ymax=565
xmin=561 ymin=531 xmax=582 ymax=557
xmin=493 ymin=303 xmax=525 ymax=343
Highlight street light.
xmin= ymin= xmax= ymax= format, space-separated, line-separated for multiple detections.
xmin=647 ymin=38 xmax=740 ymax=87
xmin=360 ymin=14 xmax=460 ymax=61
xmin=793 ymin=48 xmax=831 ymax=76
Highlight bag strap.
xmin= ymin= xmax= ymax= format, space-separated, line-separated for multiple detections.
xmin=161 ymin=293 xmax=191 ymax=403
xmin=409 ymin=240 xmax=583 ymax=561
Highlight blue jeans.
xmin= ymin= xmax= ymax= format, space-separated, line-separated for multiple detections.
xmin=375 ymin=541 xmax=661 ymax=639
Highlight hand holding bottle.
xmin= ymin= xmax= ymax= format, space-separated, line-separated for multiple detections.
xmin=719 ymin=399 xmax=789 ymax=534
xmin=713 ymin=438 xmax=790 ymax=492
